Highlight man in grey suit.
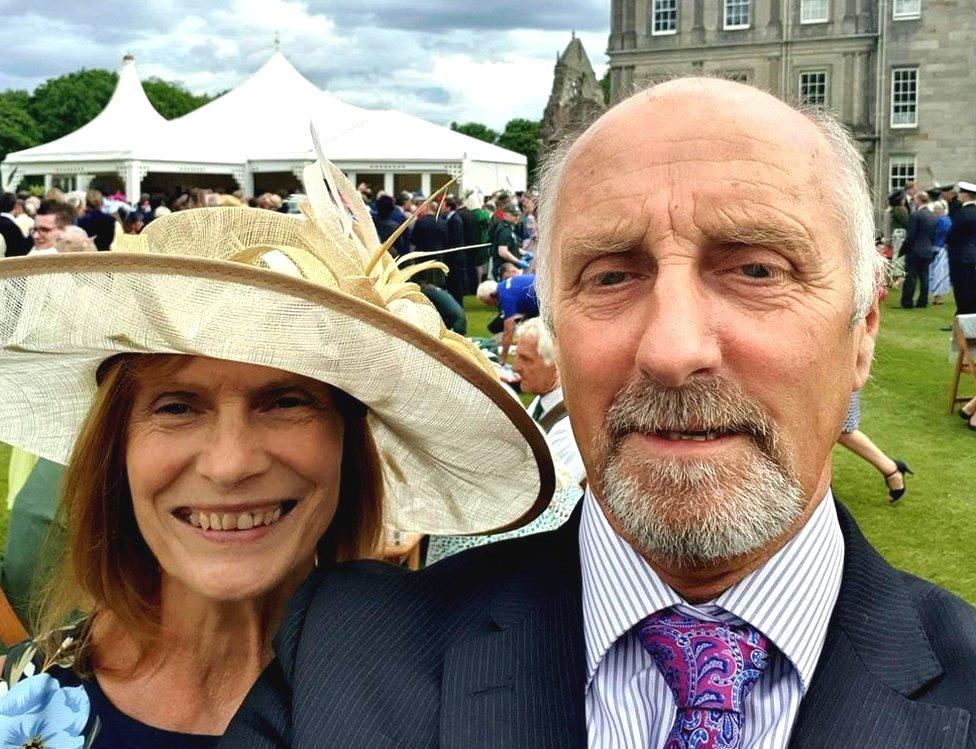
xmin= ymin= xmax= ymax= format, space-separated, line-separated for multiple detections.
xmin=901 ymin=191 xmax=939 ymax=308
xmin=225 ymin=79 xmax=976 ymax=749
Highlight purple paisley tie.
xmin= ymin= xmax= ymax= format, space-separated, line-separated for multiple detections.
xmin=636 ymin=608 xmax=771 ymax=749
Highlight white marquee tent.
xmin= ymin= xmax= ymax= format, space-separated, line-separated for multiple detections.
xmin=1 ymin=52 xmax=527 ymax=200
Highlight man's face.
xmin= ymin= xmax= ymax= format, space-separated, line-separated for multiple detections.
xmin=513 ymin=333 xmax=558 ymax=396
xmin=33 ymin=214 xmax=62 ymax=249
xmin=550 ymin=82 xmax=877 ymax=566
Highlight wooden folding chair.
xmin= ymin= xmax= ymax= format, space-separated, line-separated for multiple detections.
xmin=947 ymin=314 xmax=976 ymax=412
xmin=0 ymin=586 xmax=28 ymax=649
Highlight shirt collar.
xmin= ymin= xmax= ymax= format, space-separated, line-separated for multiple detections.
xmin=0 ymin=212 xmax=14 ymax=221
xmin=539 ymin=386 xmax=563 ymax=412
xmin=579 ymin=486 xmax=844 ymax=692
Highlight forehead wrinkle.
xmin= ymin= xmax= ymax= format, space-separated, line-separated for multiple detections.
xmin=575 ymin=120 xmax=806 ymax=172
xmin=694 ymin=195 xmax=822 ymax=258
xmin=572 ymin=154 xmax=796 ymax=189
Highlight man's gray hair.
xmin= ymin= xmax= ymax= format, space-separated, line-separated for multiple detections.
xmin=534 ymin=83 xmax=883 ymax=331
xmin=518 ymin=317 xmax=556 ymax=365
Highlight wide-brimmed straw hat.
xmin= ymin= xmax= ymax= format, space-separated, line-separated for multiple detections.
xmin=0 ymin=152 xmax=553 ymax=536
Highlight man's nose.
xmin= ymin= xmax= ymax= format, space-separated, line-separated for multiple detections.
xmin=634 ymin=266 xmax=721 ymax=388
xmin=195 ymin=412 xmax=271 ymax=487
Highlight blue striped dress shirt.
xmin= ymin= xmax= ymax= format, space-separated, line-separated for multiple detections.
xmin=580 ymin=487 xmax=844 ymax=748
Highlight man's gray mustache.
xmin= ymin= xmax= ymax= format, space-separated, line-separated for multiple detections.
xmin=601 ymin=376 xmax=779 ymax=458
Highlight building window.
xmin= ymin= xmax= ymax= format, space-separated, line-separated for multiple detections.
xmin=800 ymin=0 xmax=829 ymax=23
xmin=724 ymin=0 xmax=750 ymax=29
xmin=652 ymin=0 xmax=678 ymax=35
xmin=799 ymin=71 xmax=828 ymax=108
xmin=891 ymin=67 xmax=918 ymax=128
xmin=892 ymin=0 xmax=921 ymax=20
xmin=721 ymin=70 xmax=751 ymax=84
xmin=889 ymin=155 xmax=916 ymax=192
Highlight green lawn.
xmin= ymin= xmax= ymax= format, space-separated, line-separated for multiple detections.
xmin=0 ymin=446 xmax=8 ymax=561
xmin=832 ymin=299 xmax=975 ymax=603
xmin=1 ymin=295 xmax=973 ymax=602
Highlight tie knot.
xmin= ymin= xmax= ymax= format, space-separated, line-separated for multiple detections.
xmin=636 ymin=608 xmax=770 ymax=714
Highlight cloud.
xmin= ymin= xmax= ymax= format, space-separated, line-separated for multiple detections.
xmin=0 ymin=1 xmax=609 ymax=129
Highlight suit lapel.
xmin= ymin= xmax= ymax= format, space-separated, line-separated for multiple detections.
xmin=790 ymin=502 xmax=970 ymax=748
xmin=440 ymin=508 xmax=587 ymax=749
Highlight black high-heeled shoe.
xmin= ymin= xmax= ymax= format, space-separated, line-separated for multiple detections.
xmin=884 ymin=459 xmax=913 ymax=503
xmin=959 ymin=408 xmax=973 ymax=421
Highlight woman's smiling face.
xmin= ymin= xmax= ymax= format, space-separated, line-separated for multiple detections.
xmin=125 ymin=356 xmax=344 ymax=602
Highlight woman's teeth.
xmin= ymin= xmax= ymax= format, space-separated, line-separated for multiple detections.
xmin=186 ymin=506 xmax=284 ymax=531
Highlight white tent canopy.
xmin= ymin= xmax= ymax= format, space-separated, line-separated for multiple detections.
xmin=0 ymin=54 xmax=172 ymax=196
xmin=2 ymin=52 xmax=527 ymax=200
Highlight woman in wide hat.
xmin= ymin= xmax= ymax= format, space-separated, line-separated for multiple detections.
xmin=0 ymin=154 xmax=552 ymax=747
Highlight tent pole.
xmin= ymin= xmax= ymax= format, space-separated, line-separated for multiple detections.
xmin=124 ymin=160 xmax=143 ymax=204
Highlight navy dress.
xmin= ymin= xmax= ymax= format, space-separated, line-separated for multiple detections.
xmin=1 ymin=636 xmax=221 ymax=748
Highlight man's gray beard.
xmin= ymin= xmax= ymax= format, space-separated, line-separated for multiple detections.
xmin=595 ymin=376 xmax=806 ymax=567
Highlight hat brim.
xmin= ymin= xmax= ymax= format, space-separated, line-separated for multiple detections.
xmin=0 ymin=252 xmax=554 ymax=536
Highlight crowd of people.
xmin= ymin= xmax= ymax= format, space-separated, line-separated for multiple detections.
xmin=363 ymin=184 xmax=539 ymax=338
xmin=1 ymin=183 xmax=543 ymax=350
xmin=0 ymin=185 xmax=313 ymax=259
xmin=883 ymin=180 xmax=976 ymax=314
xmin=0 ymin=76 xmax=974 ymax=749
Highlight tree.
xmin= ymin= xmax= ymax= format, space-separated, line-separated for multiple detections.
xmin=143 ymin=78 xmax=213 ymax=120
xmin=28 ymin=69 xmax=118 ymax=143
xmin=450 ymin=121 xmax=498 ymax=144
xmin=496 ymin=118 xmax=541 ymax=179
xmin=0 ymin=90 xmax=39 ymax=161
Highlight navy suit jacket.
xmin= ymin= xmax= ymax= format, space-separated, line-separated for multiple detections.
xmin=902 ymin=207 xmax=939 ymax=260
xmin=76 ymin=209 xmax=116 ymax=251
xmin=222 ymin=501 xmax=976 ymax=748
xmin=0 ymin=215 xmax=29 ymax=258
xmin=948 ymin=204 xmax=976 ymax=263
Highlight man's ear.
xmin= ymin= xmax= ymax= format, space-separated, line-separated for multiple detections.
xmin=853 ymin=300 xmax=880 ymax=389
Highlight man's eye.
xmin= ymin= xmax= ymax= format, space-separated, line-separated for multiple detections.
xmin=155 ymin=402 xmax=191 ymax=416
xmin=740 ymin=263 xmax=773 ymax=279
xmin=595 ymin=271 xmax=629 ymax=286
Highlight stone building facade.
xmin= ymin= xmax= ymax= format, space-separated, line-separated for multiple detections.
xmin=607 ymin=0 xmax=976 ymax=211
xmin=540 ymin=35 xmax=607 ymax=151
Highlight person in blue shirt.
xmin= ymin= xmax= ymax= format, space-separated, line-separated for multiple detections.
xmin=476 ymin=272 xmax=539 ymax=364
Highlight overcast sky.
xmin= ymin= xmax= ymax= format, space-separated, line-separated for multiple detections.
xmin=0 ymin=0 xmax=609 ymax=129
